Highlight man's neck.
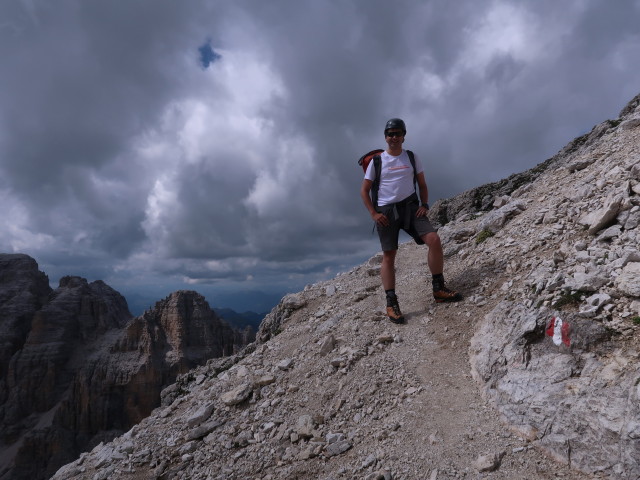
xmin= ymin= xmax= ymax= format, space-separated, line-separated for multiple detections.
xmin=386 ymin=147 xmax=403 ymax=156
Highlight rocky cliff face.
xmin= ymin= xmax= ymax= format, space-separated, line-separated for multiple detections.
xmin=0 ymin=254 xmax=51 ymax=395
xmin=50 ymin=92 xmax=640 ymax=480
xmin=0 ymin=261 xmax=254 ymax=480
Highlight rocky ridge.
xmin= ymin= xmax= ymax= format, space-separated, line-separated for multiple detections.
xmin=53 ymin=93 xmax=640 ymax=479
xmin=0 ymin=261 xmax=253 ymax=480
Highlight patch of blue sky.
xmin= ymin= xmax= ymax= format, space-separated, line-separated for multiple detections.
xmin=198 ymin=39 xmax=221 ymax=68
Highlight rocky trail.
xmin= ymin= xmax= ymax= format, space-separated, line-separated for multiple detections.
xmin=347 ymin=243 xmax=595 ymax=480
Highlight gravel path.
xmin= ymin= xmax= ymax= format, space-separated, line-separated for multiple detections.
xmin=353 ymin=241 xmax=596 ymax=479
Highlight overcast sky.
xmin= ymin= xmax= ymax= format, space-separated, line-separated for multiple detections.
xmin=1 ymin=1 xmax=639 ymax=314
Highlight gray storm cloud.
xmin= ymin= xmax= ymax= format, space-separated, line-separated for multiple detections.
xmin=1 ymin=0 xmax=639 ymax=311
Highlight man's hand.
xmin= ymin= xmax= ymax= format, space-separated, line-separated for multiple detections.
xmin=372 ymin=212 xmax=389 ymax=226
xmin=416 ymin=205 xmax=429 ymax=217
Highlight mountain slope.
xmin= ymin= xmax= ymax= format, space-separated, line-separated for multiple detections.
xmin=53 ymin=93 xmax=640 ymax=480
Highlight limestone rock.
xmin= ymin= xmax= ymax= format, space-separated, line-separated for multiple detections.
xmin=566 ymin=271 xmax=609 ymax=292
xmin=220 ymin=383 xmax=253 ymax=406
xmin=470 ymin=303 xmax=635 ymax=476
xmin=319 ymin=334 xmax=336 ymax=355
xmin=579 ymin=193 xmax=624 ymax=234
xmin=621 ymin=118 xmax=640 ymax=130
xmin=282 ymin=293 xmax=306 ymax=310
xmin=187 ymin=403 xmax=215 ymax=427
xmin=478 ymin=200 xmax=527 ymax=233
xmin=277 ymin=358 xmax=294 ymax=370
xmin=324 ymin=439 xmax=352 ymax=457
xmin=295 ymin=414 xmax=315 ymax=438
xmin=473 ymin=451 xmax=505 ymax=472
xmin=616 ymin=262 xmax=640 ymax=297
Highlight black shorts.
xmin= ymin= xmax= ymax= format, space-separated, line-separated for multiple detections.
xmin=376 ymin=194 xmax=436 ymax=251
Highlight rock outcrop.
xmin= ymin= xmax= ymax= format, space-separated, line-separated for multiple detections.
xmin=50 ymin=92 xmax=640 ymax=480
xmin=0 ymin=260 xmax=254 ymax=480
xmin=466 ymin=94 xmax=640 ymax=477
xmin=0 ymin=254 xmax=52 ymax=405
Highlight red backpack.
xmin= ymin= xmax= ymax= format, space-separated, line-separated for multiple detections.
xmin=357 ymin=149 xmax=416 ymax=207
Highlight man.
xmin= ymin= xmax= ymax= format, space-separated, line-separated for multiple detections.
xmin=360 ymin=118 xmax=461 ymax=324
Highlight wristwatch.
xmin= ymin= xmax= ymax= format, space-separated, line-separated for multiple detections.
xmin=421 ymin=203 xmax=429 ymax=209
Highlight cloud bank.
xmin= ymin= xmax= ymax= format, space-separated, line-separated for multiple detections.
xmin=1 ymin=0 xmax=639 ymax=312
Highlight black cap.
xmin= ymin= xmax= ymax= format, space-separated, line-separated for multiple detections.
xmin=384 ymin=118 xmax=406 ymax=134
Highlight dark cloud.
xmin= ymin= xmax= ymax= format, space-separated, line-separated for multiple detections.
xmin=1 ymin=0 xmax=639 ymax=313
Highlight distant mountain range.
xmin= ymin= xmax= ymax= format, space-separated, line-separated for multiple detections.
xmin=124 ymin=288 xmax=283 ymax=318
xmin=214 ymin=307 xmax=267 ymax=330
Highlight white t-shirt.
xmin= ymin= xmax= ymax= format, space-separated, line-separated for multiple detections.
xmin=364 ymin=150 xmax=424 ymax=206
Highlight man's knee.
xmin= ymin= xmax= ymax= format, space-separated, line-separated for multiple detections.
xmin=422 ymin=232 xmax=442 ymax=248
xmin=382 ymin=250 xmax=397 ymax=263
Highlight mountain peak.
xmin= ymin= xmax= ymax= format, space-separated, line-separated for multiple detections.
xmin=0 ymin=261 xmax=254 ymax=480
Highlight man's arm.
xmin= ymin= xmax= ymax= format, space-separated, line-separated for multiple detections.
xmin=416 ymin=172 xmax=429 ymax=205
xmin=415 ymin=172 xmax=429 ymax=217
xmin=361 ymin=179 xmax=389 ymax=226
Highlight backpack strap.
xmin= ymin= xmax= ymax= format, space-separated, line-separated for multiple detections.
xmin=371 ymin=154 xmax=382 ymax=208
xmin=406 ymin=150 xmax=417 ymax=189
xmin=371 ymin=150 xmax=417 ymax=208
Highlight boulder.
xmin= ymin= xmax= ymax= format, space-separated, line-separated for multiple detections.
xmin=478 ymin=200 xmax=527 ymax=233
xmin=616 ymin=262 xmax=640 ymax=297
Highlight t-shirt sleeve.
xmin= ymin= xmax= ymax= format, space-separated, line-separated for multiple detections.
xmin=413 ymin=153 xmax=424 ymax=175
xmin=364 ymin=161 xmax=375 ymax=181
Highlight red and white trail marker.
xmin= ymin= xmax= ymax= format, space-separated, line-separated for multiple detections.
xmin=545 ymin=316 xmax=571 ymax=347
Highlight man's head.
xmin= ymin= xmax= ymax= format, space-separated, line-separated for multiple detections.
xmin=384 ymin=118 xmax=406 ymax=152
xmin=384 ymin=118 xmax=406 ymax=137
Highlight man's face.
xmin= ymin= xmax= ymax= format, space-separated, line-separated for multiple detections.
xmin=385 ymin=129 xmax=405 ymax=149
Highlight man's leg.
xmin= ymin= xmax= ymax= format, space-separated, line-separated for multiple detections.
xmin=381 ymin=249 xmax=397 ymax=290
xmin=422 ymin=232 xmax=443 ymax=275
xmin=381 ymin=249 xmax=404 ymax=323
xmin=421 ymin=232 xmax=462 ymax=303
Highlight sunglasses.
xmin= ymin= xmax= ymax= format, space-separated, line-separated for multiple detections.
xmin=385 ymin=131 xmax=404 ymax=138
